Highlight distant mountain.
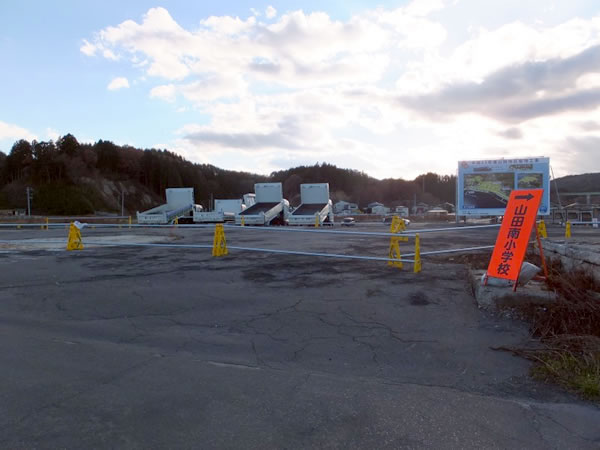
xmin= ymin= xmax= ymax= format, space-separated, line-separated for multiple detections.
xmin=550 ymin=172 xmax=600 ymax=205
xmin=0 ymin=134 xmax=455 ymax=214
xmin=552 ymin=172 xmax=600 ymax=193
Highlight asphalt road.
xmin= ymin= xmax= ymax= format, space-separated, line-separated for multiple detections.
xmin=1 ymin=222 xmax=599 ymax=448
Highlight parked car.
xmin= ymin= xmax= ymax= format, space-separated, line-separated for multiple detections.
xmin=341 ymin=217 xmax=356 ymax=226
xmin=382 ymin=215 xmax=410 ymax=226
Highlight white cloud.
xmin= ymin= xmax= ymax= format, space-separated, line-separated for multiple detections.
xmin=107 ymin=77 xmax=130 ymax=90
xmin=150 ymin=84 xmax=176 ymax=102
xmin=404 ymin=0 xmax=446 ymax=16
xmin=0 ymin=120 xmax=37 ymax=142
xmin=102 ymin=49 xmax=118 ymax=60
xmin=80 ymin=39 xmax=96 ymax=56
xmin=82 ymin=4 xmax=600 ymax=178
xmin=395 ymin=17 xmax=600 ymax=95
xmin=265 ymin=5 xmax=277 ymax=19
xmin=46 ymin=127 xmax=59 ymax=141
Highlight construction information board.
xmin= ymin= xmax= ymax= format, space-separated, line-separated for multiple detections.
xmin=457 ymin=157 xmax=550 ymax=216
xmin=486 ymin=189 xmax=543 ymax=282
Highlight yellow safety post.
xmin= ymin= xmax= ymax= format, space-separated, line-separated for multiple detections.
xmin=388 ymin=216 xmax=408 ymax=269
xmin=42 ymin=217 xmax=49 ymax=230
xmin=315 ymin=214 xmax=320 ymax=228
xmin=173 ymin=217 xmax=179 ymax=227
xmin=128 ymin=216 xmax=132 ymax=229
xmin=565 ymin=221 xmax=571 ymax=239
xmin=66 ymin=222 xmax=84 ymax=251
xmin=241 ymin=216 xmax=245 ymax=226
xmin=212 ymin=224 xmax=228 ymax=257
xmin=537 ymin=220 xmax=547 ymax=239
xmin=389 ymin=215 xmax=406 ymax=234
xmin=413 ymin=233 xmax=422 ymax=273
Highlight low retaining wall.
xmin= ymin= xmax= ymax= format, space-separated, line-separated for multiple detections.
xmin=541 ymin=240 xmax=600 ymax=281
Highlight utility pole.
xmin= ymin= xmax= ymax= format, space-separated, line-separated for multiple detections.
xmin=26 ymin=187 xmax=32 ymax=216
xmin=121 ymin=189 xmax=125 ymax=216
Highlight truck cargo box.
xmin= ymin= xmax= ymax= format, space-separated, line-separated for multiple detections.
xmin=235 ymin=183 xmax=289 ymax=225
xmin=288 ymin=183 xmax=334 ymax=225
xmin=137 ymin=188 xmax=197 ymax=224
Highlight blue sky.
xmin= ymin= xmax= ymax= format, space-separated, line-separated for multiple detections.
xmin=1 ymin=0 xmax=600 ymax=178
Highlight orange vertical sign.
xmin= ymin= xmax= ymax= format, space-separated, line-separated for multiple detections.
xmin=486 ymin=189 xmax=543 ymax=282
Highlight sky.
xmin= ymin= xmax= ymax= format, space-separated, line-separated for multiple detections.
xmin=1 ymin=0 xmax=600 ymax=179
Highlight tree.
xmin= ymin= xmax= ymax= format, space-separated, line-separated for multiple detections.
xmin=95 ymin=140 xmax=120 ymax=172
xmin=4 ymin=139 xmax=33 ymax=182
xmin=283 ymin=174 xmax=303 ymax=201
xmin=56 ymin=134 xmax=80 ymax=156
xmin=32 ymin=140 xmax=59 ymax=183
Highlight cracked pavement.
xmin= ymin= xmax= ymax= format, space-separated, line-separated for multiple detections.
xmin=1 ymin=224 xmax=599 ymax=448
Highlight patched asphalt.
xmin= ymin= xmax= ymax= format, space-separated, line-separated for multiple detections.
xmin=1 ymin=223 xmax=599 ymax=448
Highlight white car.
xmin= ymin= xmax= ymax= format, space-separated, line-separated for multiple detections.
xmin=383 ymin=216 xmax=410 ymax=226
xmin=341 ymin=217 xmax=356 ymax=226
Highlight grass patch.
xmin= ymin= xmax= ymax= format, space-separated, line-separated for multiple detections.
xmin=496 ymin=260 xmax=600 ymax=402
xmin=532 ymin=350 xmax=599 ymax=400
xmin=510 ymin=336 xmax=600 ymax=400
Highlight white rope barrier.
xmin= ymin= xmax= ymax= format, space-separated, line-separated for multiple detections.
xmin=0 ymin=221 xmax=503 ymax=237
xmin=0 ymin=239 xmax=415 ymax=264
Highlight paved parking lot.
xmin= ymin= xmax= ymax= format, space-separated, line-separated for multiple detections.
xmin=1 ymin=223 xmax=599 ymax=448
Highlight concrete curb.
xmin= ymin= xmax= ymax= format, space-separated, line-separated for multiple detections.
xmin=469 ymin=269 xmax=556 ymax=310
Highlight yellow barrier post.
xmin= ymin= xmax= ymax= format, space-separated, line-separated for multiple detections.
xmin=174 ymin=217 xmax=179 ymax=227
xmin=537 ymin=219 xmax=547 ymax=239
xmin=212 ymin=224 xmax=228 ymax=256
xmin=66 ymin=222 xmax=84 ymax=251
xmin=388 ymin=216 xmax=408 ymax=269
xmin=565 ymin=221 xmax=571 ymax=239
xmin=413 ymin=233 xmax=421 ymax=273
xmin=241 ymin=216 xmax=245 ymax=226
xmin=315 ymin=214 xmax=320 ymax=228
xmin=128 ymin=216 xmax=132 ymax=229
xmin=42 ymin=217 xmax=49 ymax=230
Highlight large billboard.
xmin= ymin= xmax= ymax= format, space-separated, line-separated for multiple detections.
xmin=457 ymin=157 xmax=550 ymax=216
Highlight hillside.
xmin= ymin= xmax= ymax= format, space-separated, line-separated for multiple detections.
xmin=552 ymin=173 xmax=600 ymax=193
xmin=0 ymin=134 xmax=455 ymax=214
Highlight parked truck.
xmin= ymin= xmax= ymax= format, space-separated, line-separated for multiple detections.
xmin=194 ymin=199 xmax=245 ymax=223
xmin=235 ymin=183 xmax=290 ymax=225
xmin=243 ymin=193 xmax=256 ymax=208
xmin=288 ymin=183 xmax=334 ymax=226
xmin=137 ymin=188 xmax=199 ymax=224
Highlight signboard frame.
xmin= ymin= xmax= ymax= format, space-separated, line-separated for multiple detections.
xmin=457 ymin=157 xmax=550 ymax=216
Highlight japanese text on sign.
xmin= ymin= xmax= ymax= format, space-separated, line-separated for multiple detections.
xmin=486 ymin=190 xmax=543 ymax=282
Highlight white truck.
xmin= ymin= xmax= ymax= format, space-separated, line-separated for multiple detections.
xmin=137 ymin=188 xmax=199 ymax=224
xmin=288 ymin=183 xmax=334 ymax=226
xmin=243 ymin=193 xmax=256 ymax=208
xmin=235 ymin=183 xmax=290 ymax=225
xmin=194 ymin=199 xmax=245 ymax=223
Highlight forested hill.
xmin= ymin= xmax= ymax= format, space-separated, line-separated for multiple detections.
xmin=0 ymin=134 xmax=455 ymax=214
xmin=552 ymin=173 xmax=600 ymax=193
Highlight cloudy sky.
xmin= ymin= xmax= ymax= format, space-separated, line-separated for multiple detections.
xmin=1 ymin=0 xmax=599 ymax=178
